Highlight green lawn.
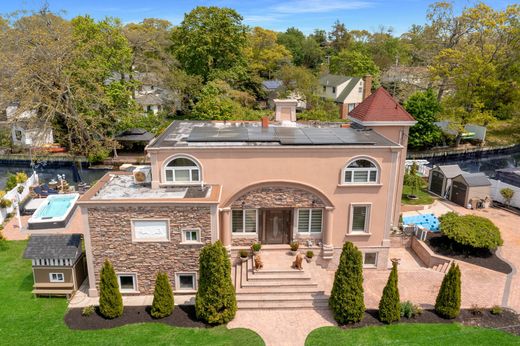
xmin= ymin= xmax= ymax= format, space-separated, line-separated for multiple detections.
xmin=0 ymin=241 xmax=264 ymax=346
xmin=306 ymin=324 xmax=520 ymax=346
xmin=401 ymin=185 xmax=435 ymax=205
xmin=486 ymin=120 xmax=520 ymax=147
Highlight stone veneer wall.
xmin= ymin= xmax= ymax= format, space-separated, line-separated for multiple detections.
xmin=87 ymin=206 xmax=211 ymax=295
xmin=230 ymin=187 xmax=325 ymax=209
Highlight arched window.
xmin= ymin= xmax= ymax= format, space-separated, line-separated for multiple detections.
xmin=164 ymin=156 xmax=201 ymax=183
xmin=342 ymin=158 xmax=379 ymax=184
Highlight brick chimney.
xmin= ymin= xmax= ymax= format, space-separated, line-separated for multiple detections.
xmin=273 ymin=99 xmax=297 ymax=122
xmin=261 ymin=116 xmax=269 ymax=128
xmin=362 ymin=75 xmax=372 ymax=100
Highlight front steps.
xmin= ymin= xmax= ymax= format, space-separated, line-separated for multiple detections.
xmin=232 ymin=252 xmax=330 ymax=310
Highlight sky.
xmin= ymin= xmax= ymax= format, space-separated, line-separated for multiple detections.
xmin=1 ymin=0 xmax=516 ymax=35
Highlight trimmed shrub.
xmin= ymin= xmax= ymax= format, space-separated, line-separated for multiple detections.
xmin=151 ymin=272 xmax=174 ymax=318
xmin=195 ymin=240 xmax=237 ymax=324
xmin=329 ymin=242 xmax=365 ymax=324
xmin=439 ymin=212 xmax=503 ymax=250
xmin=491 ymin=305 xmax=503 ymax=315
xmin=435 ymin=263 xmax=461 ymax=319
xmin=15 ymin=172 xmax=28 ymax=184
xmin=82 ymin=305 xmax=95 ymax=317
xmin=400 ymin=301 xmax=422 ymax=319
xmin=99 ymin=259 xmax=123 ymax=319
xmin=379 ymin=262 xmax=401 ymax=323
xmin=500 ymin=188 xmax=514 ymax=207
xmin=5 ymin=175 xmax=17 ymax=191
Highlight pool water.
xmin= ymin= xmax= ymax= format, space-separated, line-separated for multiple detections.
xmin=402 ymin=213 xmax=440 ymax=232
xmin=34 ymin=195 xmax=77 ymax=219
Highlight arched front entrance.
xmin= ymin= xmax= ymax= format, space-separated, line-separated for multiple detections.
xmin=222 ymin=182 xmax=333 ymax=245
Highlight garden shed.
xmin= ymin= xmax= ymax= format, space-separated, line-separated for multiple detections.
xmin=450 ymin=173 xmax=491 ymax=208
xmin=23 ymin=234 xmax=87 ymax=298
xmin=428 ymin=165 xmax=464 ymax=198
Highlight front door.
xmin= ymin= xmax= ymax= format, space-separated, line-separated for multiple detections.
xmin=263 ymin=209 xmax=292 ymax=244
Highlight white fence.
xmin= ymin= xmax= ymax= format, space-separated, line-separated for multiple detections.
xmin=0 ymin=173 xmax=38 ymax=225
xmin=490 ymin=179 xmax=520 ymax=209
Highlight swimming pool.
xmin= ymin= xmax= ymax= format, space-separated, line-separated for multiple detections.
xmin=28 ymin=193 xmax=80 ymax=230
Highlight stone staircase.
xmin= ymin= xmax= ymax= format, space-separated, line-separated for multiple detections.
xmin=430 ymin=260 xmax=452 ymax=273
xmin=231 ymin=250 xmax=330 ymax=310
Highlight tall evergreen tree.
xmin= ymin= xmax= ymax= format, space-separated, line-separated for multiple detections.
xmin=99 ymin=259 xmax=123 ymax=319
xmin=435 ymin=263 xmax=461 ymax=319
xmin=195 ymin=241 xmax=237 ymax=324
xmin=151 ymin=272 xmax=174 ymax=318
xmin=329 ymin=242 xmax=365 ymax=324
xmin=378 ymin=261 xmax=401 ymax=323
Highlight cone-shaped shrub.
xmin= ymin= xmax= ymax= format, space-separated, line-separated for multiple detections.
xmin=435 ymin=263 xmax=461 ymax=318
xmin=99 ymin=259 xmax=123 ymax=319
xmin=378 ymin=261 xmax=401 ymax=323
xmin=151 ymin=272 xmax=174 ymax=318
xmin=329 ymin=241 xmax=365 ymax=324
xmin=195 ymin=240 xmax=237 ymax=324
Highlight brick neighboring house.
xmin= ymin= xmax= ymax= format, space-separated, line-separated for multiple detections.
xmin=78 ymin=86 xmax=415 ymax=298
xmin=319 ymin=74 xmax=372 ymax=119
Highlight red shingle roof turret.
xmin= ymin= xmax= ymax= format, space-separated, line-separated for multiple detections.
xmin=349 ymin=87 xmax=416 ymax=123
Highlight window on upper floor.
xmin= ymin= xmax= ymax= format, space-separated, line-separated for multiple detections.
xmin=348 ymin=103 xmax=356 ymax=112
xmin=349 ymin=204 xmax=371 ymax=234
xmin=164 ymin=156 xmax=201 ymax=183
xmin=342 ymin=158 xmax=379 ymax=184
xmin=332 ymin=86 xmax=336 ymax=93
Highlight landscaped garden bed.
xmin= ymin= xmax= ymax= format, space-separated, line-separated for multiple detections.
xmin=65 ymin=305 xmax=209 ymax=330
xmin=426 ymin=235 xmax=512 ymax=274
xmin=334 ymin=308 xmax=520 ymax=336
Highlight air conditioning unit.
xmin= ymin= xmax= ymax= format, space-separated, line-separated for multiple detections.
xmin=133 ymin=166 xmax=151 ymax=184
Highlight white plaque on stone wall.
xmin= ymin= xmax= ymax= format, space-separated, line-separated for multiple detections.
xmin=132 ymin=220 xmax=169 ymax=241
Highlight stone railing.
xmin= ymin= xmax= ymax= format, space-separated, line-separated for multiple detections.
xmin=410 ymin=236 xmax=452 ymax=273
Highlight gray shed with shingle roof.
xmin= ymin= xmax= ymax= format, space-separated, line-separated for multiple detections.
xmin=450 ymin=173 xmax=491 ymax=207
xmin=24 ymin=234 xmax=87 ymax=298
xmin=428 ymin=165 xmax=464 ymax=198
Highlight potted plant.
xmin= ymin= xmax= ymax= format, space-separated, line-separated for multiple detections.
xmin=290 ymin=241 xmax=299 ymax=256
xmin=17 ymin=185 xmax=24 ymax=194
xmin=306 ymin=250 xmax=314 ymax=262
xmin=239 ymin=249 xmax=249 ymax=262
xmin=251 ymin=242 xmax=262 ymax=255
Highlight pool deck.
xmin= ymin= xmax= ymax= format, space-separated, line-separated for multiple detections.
xmin=2 ymin=207 xmax=85 ymax=240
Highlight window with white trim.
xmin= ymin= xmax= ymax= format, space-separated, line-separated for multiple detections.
xmin=232 ymin=209 xmax=257 ymax=233
xmin=182 ymin=228 xmax=200 ymax=243
xmin=364 ymin=252 xmax=377 ymax=267
xmin=164 ymin=157 xmax=200 ymax=183
xmin=297 ymin=209 xmax=323 ymax=233
xmin=117 ymin=274 xmax=137 ymax=292
xmin=342 ymin=159 xmax=379 ymax=184
xmin=350 ymin=204 xmax=370 ymax=233
xmin=132 ymin=220 xmax=169 ymax=241
xmin=176 ymin=273 xmax=196 ymax=290
xmin=347 ymin=103 xmax=356 ymax=112
xmin=49 ymin=273 xmax=64 ymax=283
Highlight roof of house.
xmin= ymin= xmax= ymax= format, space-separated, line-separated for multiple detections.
xmin=115 ymin=128 xmax=154 ymax=142
xmin=262 ymin=80 xmax=283 ymax=90
xmin=147 ymin=120 xmax=399 ymax=149
xmin=135 ymin=93 xmax=164 ymax=106
xmin=23 ymin=234 xmax=83 ymax=261
xmin=457 ymin=173 xmax=492 ymax=187
xmin=335 ymin=77 xmax=361 ymax=103
xmin=348 ymin=87 xmax=416 ymax=124
xmin=436 ymin=165 xmax=464 ymax=179
xmin=319 ymin=74 xmax=351 ymax=87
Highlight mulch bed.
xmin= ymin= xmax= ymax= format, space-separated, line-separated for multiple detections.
xmin=65 ymin=305 xmax=210 ymax=330
xmin=340 ymin=309 xmax=520 ymax=336
xmin=426 ymin=236 xmax=512 ymax=274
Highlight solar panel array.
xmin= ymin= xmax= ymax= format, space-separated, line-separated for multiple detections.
xmin=187 ymin=126 xmax=376 ymax=145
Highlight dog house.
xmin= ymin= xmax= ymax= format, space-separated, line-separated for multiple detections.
xmin=450 ymin=173 xmax=491 ymax=208
xmin=428 ymin=165 xmax=464 ymax=198
xmin=23 ymin=234 xmax=87 ymax=298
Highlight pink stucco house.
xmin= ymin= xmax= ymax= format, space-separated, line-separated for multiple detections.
xmin=78 ymin=87 xmax=416 ymax=298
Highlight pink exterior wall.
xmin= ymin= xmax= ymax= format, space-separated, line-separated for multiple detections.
xmin=149 ymin=145 xmax=404 ymax=250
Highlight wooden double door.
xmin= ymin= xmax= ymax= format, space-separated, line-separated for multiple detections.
xmin=260 ymin=209 xmax=292 ymax=244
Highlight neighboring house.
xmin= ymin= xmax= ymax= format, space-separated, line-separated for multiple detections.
xmin=23 ymin=234 xmax=87 ymax=298
xmin=490 ymin=168 xmax=520 ymax=209
xmin=319 ymin=74 xmax=371 ymax=119
xmin=261 ymin=79 xmax=306 ymax=110
xmin=381 ymin=66 xmax=429 ymax=88
xmin=77 ymin=87 xmax=416 ymax=298
xmin=6 ymin=104 xmax=54 ymax=147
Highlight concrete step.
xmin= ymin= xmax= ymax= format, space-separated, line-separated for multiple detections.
xmin=236 ymin=292 xmax=329 ymax=302
xmin=236 ymin=287 xmax=325 ymax=295
xmin=246 ymin=270 xmax=311 ymax=281
xmin=237 ymin=299 xmax=329 ymax=309
xmin=241 ymin=280 xmax=319 ymax=288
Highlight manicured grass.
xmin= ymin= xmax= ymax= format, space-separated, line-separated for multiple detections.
xmin=305 ymin=324 xmax=520 ymax=346
xmin=486 ymin=120 xmax=520 ymax=147
xmin=401 ymin=185 xmax=435 ymax=205
xmin=0 ymin=241 xmax=264 ymax=346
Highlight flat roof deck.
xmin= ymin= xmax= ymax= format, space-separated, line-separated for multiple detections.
xmin=78 ymin=172 xmax=221 ymax=205
xmin=147 ymin=121 xmax=400 ymax=149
